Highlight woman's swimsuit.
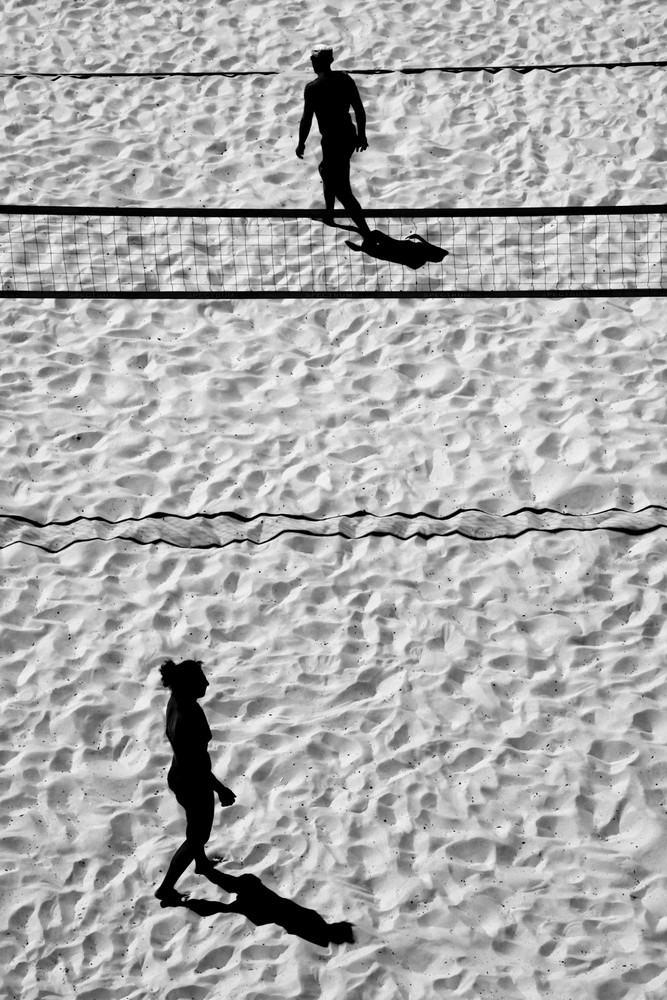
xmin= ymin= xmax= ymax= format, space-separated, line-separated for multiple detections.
xmin=166 ymin=699 xmax=213 ymax=806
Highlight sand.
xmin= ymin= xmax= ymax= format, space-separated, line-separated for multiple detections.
xmin=3 ymin=1 xmax=667 ymax=998
xmin=2 ymin=0 xmax=665 ymax=73
xmin=5 ymin=534 xmax=667 ymax=1000
xmin=1 ymin=295 xmax=666 ymax=523
xmin=2 ymin=68 xmax=667 ymax=208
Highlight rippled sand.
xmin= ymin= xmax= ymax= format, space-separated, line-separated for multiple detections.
xmin=1 ymin=68 xmax=666 ymax=207
xmin=3 ymin=2 xmax=667 ymax=999
xmin=2 ymin=0 xmax=664 ymax=72
xmin=4 ymin=534 xmax=667 ymax=999
xmin=1 ymin=295 xmax=666 ymax=522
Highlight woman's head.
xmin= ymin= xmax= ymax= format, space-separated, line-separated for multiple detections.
xmin=160 ymin=659 xmax=208 ymax=700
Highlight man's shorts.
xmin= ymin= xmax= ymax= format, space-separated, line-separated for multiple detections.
xmin=319 ymin=127 xmax=358 ymax=184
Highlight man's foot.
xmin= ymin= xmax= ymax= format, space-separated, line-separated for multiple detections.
xmin=155 ymin=886 xmax=189 ymax=907
xmin=405 ymin=232 xmax=448 ymax=262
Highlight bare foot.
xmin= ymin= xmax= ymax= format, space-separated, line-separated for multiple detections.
xmin=194 ymin=855 xmax=224 ymax=874
xmin=155 ymin=887 xmax=189 ymax=907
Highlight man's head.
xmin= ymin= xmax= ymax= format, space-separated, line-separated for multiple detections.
xmin=310 ymin=46 xmax=334 ymax=73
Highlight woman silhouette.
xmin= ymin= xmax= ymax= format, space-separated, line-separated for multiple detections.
xmin=155 ymin=659 xmax=236 ymax=905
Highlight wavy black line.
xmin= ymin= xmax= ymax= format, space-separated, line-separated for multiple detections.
xmin=2 ymin=61 xmax=667 ymax=79
xmin=3 ymin=507 xmax=667 ymax=552
xmin=8 ymin=503 xmax=665 ymax=528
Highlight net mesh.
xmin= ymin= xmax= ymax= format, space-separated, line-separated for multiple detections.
xmin=1 ymin=206 xmax=665 ymax=298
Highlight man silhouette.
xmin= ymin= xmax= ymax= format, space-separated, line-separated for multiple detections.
xmin=296 ymin=46 xmax=375 ymax=243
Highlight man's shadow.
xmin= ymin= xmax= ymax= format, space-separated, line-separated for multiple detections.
xmin=176 ymin=869 xmax=355 ymax=948
xmin=337 ymin=222 xmax=449 ymax=271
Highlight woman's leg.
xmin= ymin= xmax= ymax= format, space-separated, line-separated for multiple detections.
xmin=188 ymin=790 xmax=215 ymax=873
xmin=155 ymin=839 xmax=196 ymax=899
xmin=155 ymin=790 xmax=214 ymax=898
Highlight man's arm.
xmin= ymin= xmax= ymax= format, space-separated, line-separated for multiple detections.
xmin=349 ymin=77 xmax=367 ymax=151
xmin=296 ymin=85 xmax=314 ymax=158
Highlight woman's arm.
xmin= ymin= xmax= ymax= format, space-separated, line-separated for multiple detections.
xmin=211 ymin=773 xmax=236 ymax=804
xmin=170 ymin=708 xmax=212 ymax=776
xmin=170 ymin=707 xmax=235 ymax=802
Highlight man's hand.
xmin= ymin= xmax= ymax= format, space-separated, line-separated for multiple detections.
xmin=295 ymin=143 xmax=306 ymax=159
xmin=356 ymin=135 xmax=368 ymax=152
xmin=217 ymin=785 xmax=236 ymax=807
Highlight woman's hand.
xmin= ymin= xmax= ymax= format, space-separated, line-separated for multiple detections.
xmin=217 ymin=784 xmax=236 ymax=807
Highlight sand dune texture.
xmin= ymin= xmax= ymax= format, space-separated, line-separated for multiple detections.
xmin=2 ymin=296 xmax=667 ymax=523
xmin=3 ymin=1 xmax=667 ymax=999
xmin=5 ymin=534 xmax=667 ymax=1000
xmin=2 ymin=68 xmax=667 ymax=208
xmin=2 ymin=0 xmax=664 ymax=72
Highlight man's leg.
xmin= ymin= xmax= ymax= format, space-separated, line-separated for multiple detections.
xmin=318 ymin=161 xmax=336 ymax=225
xmin=321 ymin=148 xmax=375 ymax=242
xmin=334 ymin=172 xmax=373 ymax=242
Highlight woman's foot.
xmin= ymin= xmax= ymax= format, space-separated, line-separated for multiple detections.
xmin=194 ymin=854 xmax=224 ymax=874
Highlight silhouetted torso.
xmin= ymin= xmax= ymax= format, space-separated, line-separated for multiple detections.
xmin=306 ymin=72 xmax=357 ymax=137
xmin=166 ymin=696 xmax=212 ymax=793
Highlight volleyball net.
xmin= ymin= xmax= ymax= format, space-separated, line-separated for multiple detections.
xmin=0 ymin=205 xmax=665 ymax=298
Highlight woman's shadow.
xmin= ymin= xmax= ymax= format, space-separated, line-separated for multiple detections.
xmin=175 ymin=869 xmax=355 ymax=948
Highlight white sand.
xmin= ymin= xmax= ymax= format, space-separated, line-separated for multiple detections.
xmin=2 ymin=68 xmax=667 ymax=208
xmin=2 ymin=0 xmax=664 ymax=72
xmin=3 ymin=2 xmax=667 ymax=998
xmin=5 ymin=534 xmax=667 ymax=999
xmin=1 ymin=296 xmax=666 ymax=522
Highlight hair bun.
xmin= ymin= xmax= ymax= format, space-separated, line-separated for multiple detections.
xmin=159 ymin=658 xmax=204 ymax=690
xmin=159 ymin=659 xmax=178 ymax=688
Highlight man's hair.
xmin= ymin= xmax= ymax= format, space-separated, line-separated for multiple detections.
xmin=310 ymin=46 xmax=334 ymax=64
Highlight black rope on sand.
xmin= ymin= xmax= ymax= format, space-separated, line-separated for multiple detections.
xmin=2 ymin=60 xmax=667 ymax=80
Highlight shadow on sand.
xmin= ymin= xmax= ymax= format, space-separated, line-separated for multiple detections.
xmin=176 ymin=869 xmax=355 ymax=948
xmin=343 ymin=227 xmax=449 ymax=270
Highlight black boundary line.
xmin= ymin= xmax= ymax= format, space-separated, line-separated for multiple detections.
xmin=2 ymin=61 xmax=667 ymax=79
xmin=3 ymin=522 xmax=666 ymax=554
xmin=2 ymin=502 xmax=667 ymax=529
xmin=3 ymin=291 xmax=663 ymax=299
xmin=3 ymin=204 xmax=665 ymax=216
